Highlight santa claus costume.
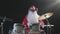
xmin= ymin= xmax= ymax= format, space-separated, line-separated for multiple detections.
xmin=22 ymin=5 xmax=45 ymax=34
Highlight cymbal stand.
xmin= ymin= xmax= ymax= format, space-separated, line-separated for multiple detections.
xmin=1 ymin=16 xmax=6 ymax=34
xmin=44 ymin=15 xmax=54 ymax=34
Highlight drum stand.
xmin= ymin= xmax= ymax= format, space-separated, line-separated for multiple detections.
xmin=44 ymin=15 xmax=54 ymax=34
xmin=0 ymin=16 xmax=13 ymax=34
xmin=1 ymin=16 xmax=6 ymax=34
xmin=45 ymin=18 xmax=51 ymax=34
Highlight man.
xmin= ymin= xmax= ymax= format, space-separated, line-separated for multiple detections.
xmin=22 ymin=5 xmax=45 ymax=34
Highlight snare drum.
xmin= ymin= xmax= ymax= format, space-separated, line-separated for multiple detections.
xmin=29 ymin=23 xmax=41 ymax=34
xmin=30 ymin=23 xmax=40 ymax=31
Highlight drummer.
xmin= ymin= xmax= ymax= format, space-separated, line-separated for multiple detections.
xmin=22 ymin=5 xmax=45 ymax=34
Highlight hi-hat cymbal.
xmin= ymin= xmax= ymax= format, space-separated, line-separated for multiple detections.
xmin=44 ymin=25 xmax=54 ymax=27
xmin=38 ymin=12 xmax=53 ymax=20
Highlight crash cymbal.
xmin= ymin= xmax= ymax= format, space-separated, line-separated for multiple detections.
xmin=38 ymin=12 xmax=53 ymax=20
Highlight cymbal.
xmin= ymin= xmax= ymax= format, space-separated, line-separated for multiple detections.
xmin=38 ymin=12 xmax=53 ymax=20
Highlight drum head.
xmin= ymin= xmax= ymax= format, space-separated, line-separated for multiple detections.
xmin=31 ymin=23 xmax=40 ymax=31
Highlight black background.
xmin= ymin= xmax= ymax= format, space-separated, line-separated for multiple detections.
xmin=0 ymin=0 xmax=60 ymax=34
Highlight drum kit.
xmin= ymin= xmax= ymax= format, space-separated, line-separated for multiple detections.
xmin=0 ymin=12 xmax=54 ymax=34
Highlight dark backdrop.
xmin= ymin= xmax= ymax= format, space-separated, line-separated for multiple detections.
xmin=0 ymin=0 xmax=60 ymax=34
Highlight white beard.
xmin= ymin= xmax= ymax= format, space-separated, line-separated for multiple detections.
xmin=27 ymin=10 xmax=39 ymax=26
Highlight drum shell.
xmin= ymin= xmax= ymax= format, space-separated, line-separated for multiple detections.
xmin=10 ymin=23 xmax=25 ymax=34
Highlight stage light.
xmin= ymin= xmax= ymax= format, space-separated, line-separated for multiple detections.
xmin=44 ymin=0 xmax=60 ymax=9
xmin=57 ymin=0 xmax=60 ymax=2
xmin=55 ymin=0 xmax=60 ymax=4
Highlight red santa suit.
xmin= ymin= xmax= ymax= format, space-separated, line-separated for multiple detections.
xmin=22 ymin=5 xmax=44 ymax=32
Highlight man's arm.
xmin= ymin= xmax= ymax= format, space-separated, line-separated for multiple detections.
xmin=39 ymin=20 xmax=45 ymax=28
xmin=22 ymin=16 xmax=30 ymax=32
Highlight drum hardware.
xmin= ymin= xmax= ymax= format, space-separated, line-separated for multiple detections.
xmin=44 ymin=14 xmax=54 ymax=34
xmin=0 ymin=16 xmax=13 ymax=34
xmin=44 ymin=25 xmax=54 ymax=27
xmin=38 ymin=12 xmax=54 ymax=34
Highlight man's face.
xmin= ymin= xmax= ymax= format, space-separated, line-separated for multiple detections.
xmin=29 ymin=5 xmax=38 ymax=12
